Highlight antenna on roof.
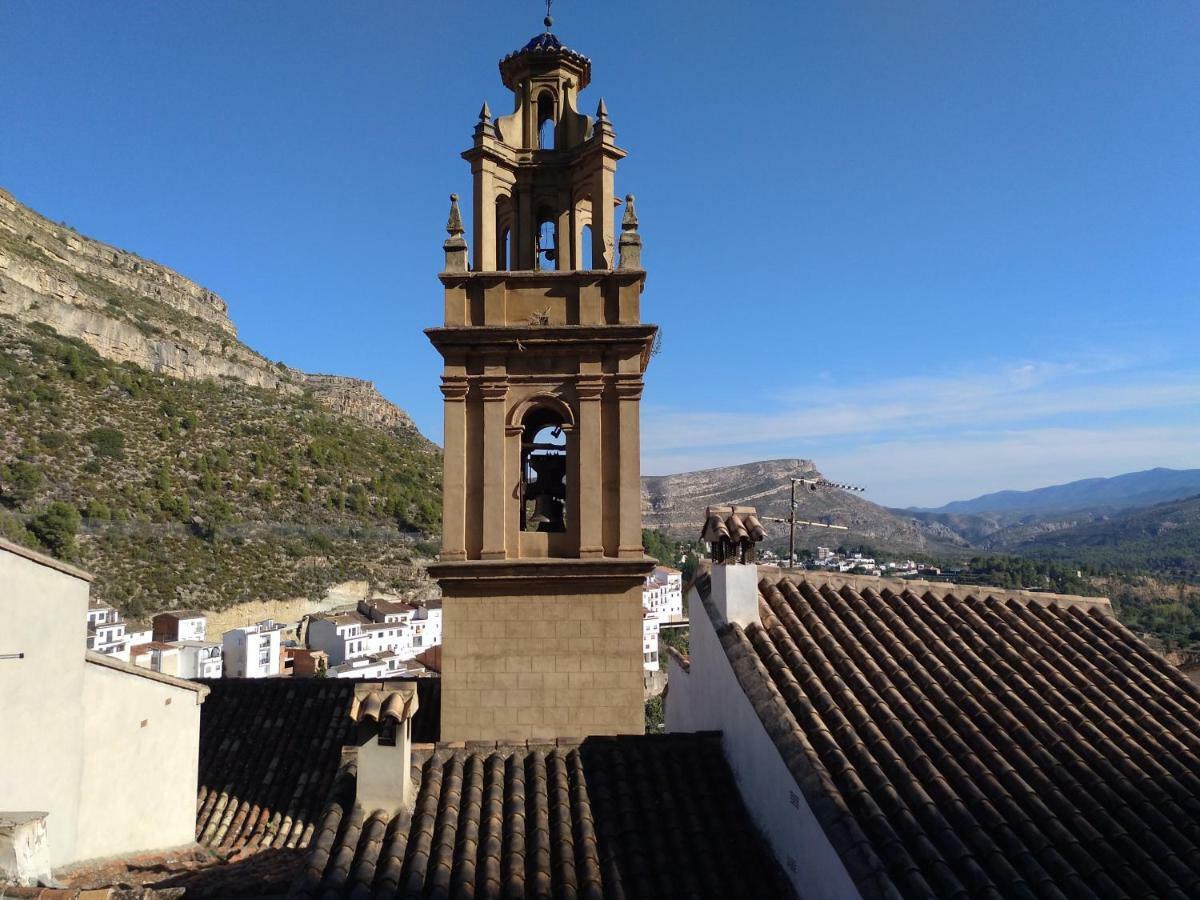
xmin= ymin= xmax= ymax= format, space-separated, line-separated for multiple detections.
xmin=778 ymin=475 xmax=865 ymax=569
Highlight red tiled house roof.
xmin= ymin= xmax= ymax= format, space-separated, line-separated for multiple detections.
xmin=706 ymin=569 xmax=1200 ymax=898
xmin=291 ymin=734 xmax=794 ymax=899
xmin=194 ymin=678 xmax=441 ymax=852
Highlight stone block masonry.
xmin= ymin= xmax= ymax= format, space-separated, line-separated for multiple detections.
xmin=440 ymin=586 xmax=645 ymax=741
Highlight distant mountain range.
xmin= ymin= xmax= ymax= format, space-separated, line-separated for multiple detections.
xmin=901 ymin=468 xmax=1200 ymax=550
xmin=641 ymin=459 xmax=969 ymax=554
xmin=914 ymin=468 xmax=1200 ymax=519
xmin=643 ymin=461 xmax=1200 ymax=573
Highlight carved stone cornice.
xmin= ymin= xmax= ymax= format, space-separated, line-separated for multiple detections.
xmin=613 ymin=374 xmax=644 ymax=401
xmin=478 ymin=376 xmax=509 ymax=402
xmin=575 ymin=376 xmax=605 ymax=402
xmin=440 ymin=376 xmax=469 ymax=402
xmin=429 ymin=557 xmax=654 ymax=595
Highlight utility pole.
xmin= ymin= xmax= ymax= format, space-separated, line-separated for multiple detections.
xmin=783 ymin=476 xmax=865 ymax=568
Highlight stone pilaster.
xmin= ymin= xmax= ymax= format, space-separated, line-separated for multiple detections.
xmin=480 ymin=375 xmax=509 ymax=560
xmin=575 ymin=376 xmax=605 ymax=559
xmin=614 ymin=374 xmax=644 ymax=558
xmin=439 ymin=376 xmax=469 ymax=561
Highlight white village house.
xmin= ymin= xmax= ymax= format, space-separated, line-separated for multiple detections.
xmin=306 ymin=598 xmax=443 ymax=671
xmin=222 ymin=619 xmax=284 ymax=678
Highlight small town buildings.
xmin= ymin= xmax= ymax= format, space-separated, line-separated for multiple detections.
xmin=174 ymin=640 xmax=223 ymax=679
xmin=85 ymin=598 xmax=130 ymax=661
xmin=129 ymin=640 xmax=181 ymax=677
xmin=0 ymin=537 xmax=206 ymax=879
xmin=643 ymin=564 xmax=684 ymax=622
xmin=642 ymin=610 xmax=660 ymax=672
xmin=327 ymin=650 xmax=426 ymax=680
xmin=125 ymin=618 xmax=152 ymax=647
xmin=152 ymin=609 xmax=207 ymax=643
xmin=306 ymin=600 xmax=443 ymax=667
xmin=285 ymin=646 xmax=329 ymax=677
xmin=222 ymin=619 xmax=283 ymax=678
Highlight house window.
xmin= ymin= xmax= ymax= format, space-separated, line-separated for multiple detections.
xmin=257 ymin=645 xmax=271 ymax=667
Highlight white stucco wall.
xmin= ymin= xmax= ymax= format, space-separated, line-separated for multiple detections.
xmin=667 ymin=581 xmax=860 ymax=900
xmin=0 ymin=547 xmax=90 ymax=866
xmin=75 ymin=657 xmax=202 ymax=861
xmin=0 ymin=540 xmax=206 ymax=869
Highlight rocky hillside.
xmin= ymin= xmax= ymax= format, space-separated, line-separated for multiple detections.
xmin=1011 ymin=494 xmax=1200 ymax=579
xmin=0 ymin=188 xmax=440 ymax=617
xmin=641 ymin=458 xmax=967 ymax=553
xmin=0 ymin=186 xmax=412 ymax=430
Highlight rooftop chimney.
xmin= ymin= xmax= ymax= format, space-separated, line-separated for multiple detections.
xmin=700 ymin=505 xmax=766 ymax=628
xmin=350 ymin=683 xmax=420 ymax=812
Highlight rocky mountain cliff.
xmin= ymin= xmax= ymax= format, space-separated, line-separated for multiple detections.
xmin=641 ymin=458 xmax=967 ymax=553
xmin=0 ymin=187 xmax=439 ymax=615
xmin=0 ymin=186 xmax=414 ymax=432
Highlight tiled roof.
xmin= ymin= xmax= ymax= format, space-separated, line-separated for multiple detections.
xmin=194 ymin=678 xmax=442 ymax=852
xmin=291 ymin=734 xmax=791 ymax=899
xmin=710 ymin=570 xmax=1200 ymax=898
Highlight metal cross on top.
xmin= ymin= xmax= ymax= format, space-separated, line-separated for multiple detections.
xmin=544 ymin=0 xmax=554 ymax=30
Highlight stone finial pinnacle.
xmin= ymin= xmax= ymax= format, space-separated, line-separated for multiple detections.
xmin=443 ymin=193 xmax=468 ymax=273
xmin=474 ymin=102 xmax=495 ymax=141
xmin=446 ymin=194 xmax=464 ymax=237
xmin=618 ymin=194 xmax=642 ymax=270
xmin=596 ymin=98 xmax=609 ymax=121
xmin=620 ymin=194 xmax=638 ymax=231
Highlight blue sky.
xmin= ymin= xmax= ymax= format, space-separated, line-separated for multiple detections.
xmin=2 ymin=1 xmax=1197 ymax=507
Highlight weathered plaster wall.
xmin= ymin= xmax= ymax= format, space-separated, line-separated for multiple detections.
xmin=667 ymin=579 xmax=860 ymax=900
xmin=75 ymin=658 xmax=202 ymax=862
xmin=0 ymin=549 xmax=89 ymax=867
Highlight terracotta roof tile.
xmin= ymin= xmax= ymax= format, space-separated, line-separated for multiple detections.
xmin=708 ymin=570 xmax=1200 ymax=899
xmin=194 ymin=678 xmax=440 ymax=854
xmin=290 ymin=734 xmax=793 ymax=898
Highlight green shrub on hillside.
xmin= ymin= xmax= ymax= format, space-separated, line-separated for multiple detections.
xmin=0 ymin=317 xmax=441 ymax=612
xmin=29 ymin=501 xmax=81 ymax=558
xmin=86 ymin=426 xmax=125 ymax=459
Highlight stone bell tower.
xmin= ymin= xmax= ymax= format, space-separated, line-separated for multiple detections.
xmin=427 ymin=21 xmax=655 ymax=741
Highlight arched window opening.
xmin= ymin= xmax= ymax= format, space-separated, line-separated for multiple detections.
xmin=495 ymin=195 xmax=512 ymax=271
xmin=536 ymin=210 xmax=557 ymax=271
xmin=520 ymin=408 xmax=567 ymax=533
xmin=537 ymin=91 xmax=555 ymax=150
xmin=579 ymin=223 xmax=593 ymax=269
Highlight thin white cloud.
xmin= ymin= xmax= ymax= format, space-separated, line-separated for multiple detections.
xmin=644 ymin=360 xmax=1200 ymax=453
xmin=641 ymin=354 xmax=1200 ymax=506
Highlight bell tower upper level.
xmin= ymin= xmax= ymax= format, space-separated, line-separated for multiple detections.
xmin=461 ymin=23 xmax=626 ymax=272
